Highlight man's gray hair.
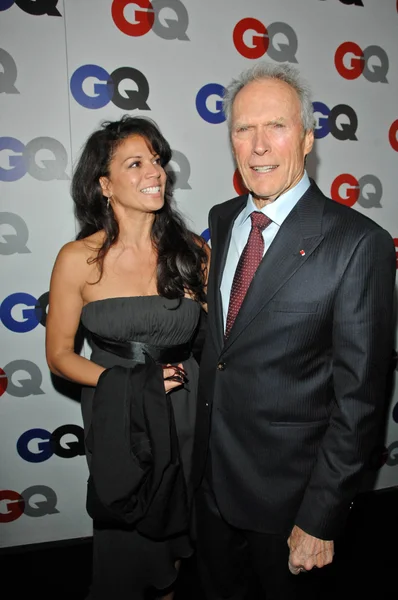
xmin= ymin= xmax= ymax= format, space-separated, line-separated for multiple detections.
xmin=223 ymin=61 xmax=316 ymax=132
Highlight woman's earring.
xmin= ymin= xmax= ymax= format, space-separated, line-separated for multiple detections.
xmin=107 ymin=196 xmax=111 ymax=208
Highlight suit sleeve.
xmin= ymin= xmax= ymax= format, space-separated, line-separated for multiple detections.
xmin=295 ymin=227 xmax=396 ymax=540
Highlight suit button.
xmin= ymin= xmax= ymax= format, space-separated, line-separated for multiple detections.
xmin=217 ymin=362 xmax=226 ymax=371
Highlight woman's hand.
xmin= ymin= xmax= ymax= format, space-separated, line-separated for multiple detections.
xmin=163 ymin=363 xmax=187 ymax=393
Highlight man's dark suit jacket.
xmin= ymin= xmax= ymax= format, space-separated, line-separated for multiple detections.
xmin=192 ymin=180 xmax=396 ymax=540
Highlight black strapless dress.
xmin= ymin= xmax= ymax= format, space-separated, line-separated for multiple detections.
xmin=80 ymin=296 xmax=201 ymax=598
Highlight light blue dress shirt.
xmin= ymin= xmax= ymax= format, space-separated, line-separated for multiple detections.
xmin=220 ymin=172 xmax=311 ymax=331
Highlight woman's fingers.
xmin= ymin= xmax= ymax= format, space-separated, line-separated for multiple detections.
xmin=163 ymin=363 xmax=187 ymax=392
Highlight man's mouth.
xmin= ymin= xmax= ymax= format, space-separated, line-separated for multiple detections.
xmin=251 ymin=165 xmax=278 ymax=173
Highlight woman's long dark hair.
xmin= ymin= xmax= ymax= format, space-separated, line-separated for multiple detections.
xmin=71 ymin=115 xmax=207 ymax=303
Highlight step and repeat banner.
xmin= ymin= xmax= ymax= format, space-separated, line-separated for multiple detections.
xmin=1 ymin=0 xmax=397 ymax=548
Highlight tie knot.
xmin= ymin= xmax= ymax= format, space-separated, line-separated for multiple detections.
xmin=250 ymin=211 xmax=271 ymax=231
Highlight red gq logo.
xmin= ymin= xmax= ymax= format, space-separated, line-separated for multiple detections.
xmin=331 ymin=174 xmax=359 ymax=207
xmin=335 ymin=42 xmax=389 ymax=82
xmin=233 ymin=19 xmax=298 ymax=62
xmin=389 ymin=120 xmax=398 ymax=152
xmin=233 ymin=18 xmax=269 ymax=59
xmin=112 ymin=0 xmax=154 ymax=36
xmin=233 ymin=169 xmax=249 ymax=196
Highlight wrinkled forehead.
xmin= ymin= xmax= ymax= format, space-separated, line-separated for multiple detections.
xmin=232 ymin=78 xmax=302 ymax=124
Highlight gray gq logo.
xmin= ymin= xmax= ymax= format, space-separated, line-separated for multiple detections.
xmin=151 ymin=0 xmax=189 ymax=40
xmin=170 ymin=150 xmax=191 ymax=190
xmin=0 ymin=213 xmax=30 ymax=255
xmin=0 ymin=49 xmax=19 ymax=94
xmin=2 ymin=360 xmax=44 ymax=397
xmin=0 ymin=136 xmax=69 ymax=181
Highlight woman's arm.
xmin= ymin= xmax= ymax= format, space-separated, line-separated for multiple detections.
xmin=45 ymin=242 xmax=105 ymax=387
xmin=46 ymin=241 xmax=187 ymax=393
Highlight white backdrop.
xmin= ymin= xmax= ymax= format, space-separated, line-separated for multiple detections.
xmin=1 ymin=0 xmax=397 ymax=548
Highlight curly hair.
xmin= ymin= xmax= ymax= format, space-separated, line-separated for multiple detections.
xmin=71 ymin=115 xmax=207 ymax=303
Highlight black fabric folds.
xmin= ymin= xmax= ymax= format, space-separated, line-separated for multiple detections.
xmin=86 ymin=361 xmax=189 ymax=540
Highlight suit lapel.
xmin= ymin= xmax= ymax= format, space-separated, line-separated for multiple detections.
xmin=208 ymin=196 xmax=247 ymax=351
xmin=223 ymin=182 xmax=325 ymax=350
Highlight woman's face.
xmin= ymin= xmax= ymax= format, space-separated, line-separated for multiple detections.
xmin=100 ymin=134 xmax=167 ymax=215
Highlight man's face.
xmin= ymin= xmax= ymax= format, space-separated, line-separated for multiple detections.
xmin=231 ymin=78 xmax=314 ymax=205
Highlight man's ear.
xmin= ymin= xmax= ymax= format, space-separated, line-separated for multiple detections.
xmin=99 ymin=176 xmax=111 ymax=197
xmin=304 ymin=129 xmax=314 ymax=157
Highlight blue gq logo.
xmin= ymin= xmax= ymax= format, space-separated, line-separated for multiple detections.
xmin=313 ymin=102 xmax=358 ymax=140
xmin=0 ymin=137 xmax=69 ymax=181
xmin=70 ymin=65 xmax=150 ymax=110
xmin=196 ymin=84 xmax=225 ymax=124
xmin=0 ymin=0 xmax=61 ymax=15
xmin=17 ymin=425 xmax=85 ymax=463
xmin=201 ymin=228 xmax=210 ymax=242
xmin=0 ymin=292 xmax=48 ymax=332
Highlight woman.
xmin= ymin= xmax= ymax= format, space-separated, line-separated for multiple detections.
xmin=45 ymin=115 xmax=209 ymax=599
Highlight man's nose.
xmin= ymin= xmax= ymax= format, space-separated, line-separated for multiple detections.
xmin=253 ymin=129 xmax=270 ymax=155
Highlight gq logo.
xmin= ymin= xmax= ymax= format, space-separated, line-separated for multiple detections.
xmin=0 ymin=291 xmax=49 ymax=332
xmin=335 ymin=42 xmax=389 ymax=82
xmin=196 ymin=84 xmax=225 ymax=124
xmin=201 ymin=228 xmax=210 ymax=243
xmin=0 ymin=213 xmax=30 ymax=255
xmin=331 ymin=174 xmax=383 ymax=208
xmin=233 ymin=169 xmax=249 ymax=196
xmin=17 ymin=425 xmax=85 ymax=463
xmin=313 ymin=102 xmax=358 ymax=140
xmin=389 ymin=120 xmax=398 ymax=152
xmin=0 ymin=0 xmax=61 ymax=15
xmin=233 ymin=18 xmax=298 ymax=62
xmin=0 ymin=49 xmax=19 ymax=94
xmin=318 ymin=0 xmax=363 ymax=4
xmin=112 ymin=0 xmax=189 ymax=40
xmin=70 ymin=65 xmax=150 ymax=110
xmin=0 ymin=486 xmax=59 ymax=523
xmin=368 ymin=441 xmax=398 ymax=471
xmin=0 ymin=360 xmax=44 ymax=397
xmin=168 ymin=150 xmax=191 ymax=190
xmin=0 ymin=137 xmax=69 ymax=181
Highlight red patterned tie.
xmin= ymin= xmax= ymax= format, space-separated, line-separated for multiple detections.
xmin=225 ymin=211 xmax=271 ymax=338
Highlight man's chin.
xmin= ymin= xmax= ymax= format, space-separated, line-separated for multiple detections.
xmin=252 ymin=189 xmax=277 ymax=204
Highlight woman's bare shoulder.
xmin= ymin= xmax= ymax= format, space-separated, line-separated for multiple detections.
xmin=55 ymin=232 xmax=104 ymax=263
xmin=52 ymin=232 xmax=105 ymax=280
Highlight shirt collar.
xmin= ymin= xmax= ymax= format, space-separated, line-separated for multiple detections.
xmin=237 ymin=171 xmax=311 ymax=227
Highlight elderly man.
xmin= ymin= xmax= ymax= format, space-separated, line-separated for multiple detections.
xmin=192 ymin=61 xmax=396 ymax=599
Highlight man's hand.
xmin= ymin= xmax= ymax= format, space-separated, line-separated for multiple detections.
xmin=287 ymin=525 xmax=334 ymax=575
